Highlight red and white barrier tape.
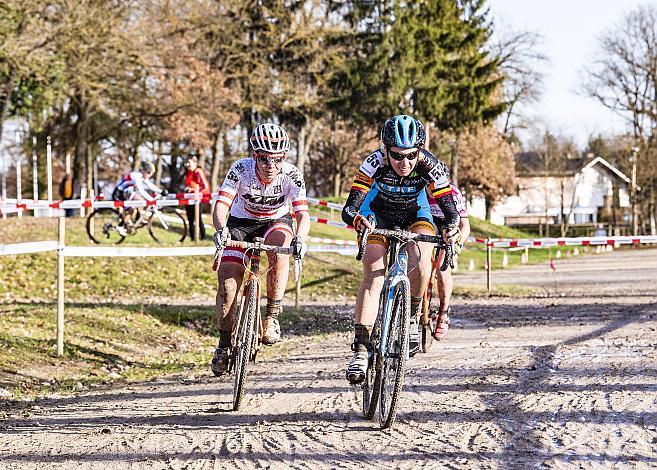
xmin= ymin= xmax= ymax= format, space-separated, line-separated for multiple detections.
xmin=0 ymin=192 xmax=347 ymax=210
xmin=474 ymin=236 xmax=657 ymax=247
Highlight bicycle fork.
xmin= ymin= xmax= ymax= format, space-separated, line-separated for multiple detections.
xmin=379 ymin=248 xmax=410 ymax=361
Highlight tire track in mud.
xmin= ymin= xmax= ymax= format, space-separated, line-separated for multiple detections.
xmin=2 ymin=250 xmax=657 ymax=468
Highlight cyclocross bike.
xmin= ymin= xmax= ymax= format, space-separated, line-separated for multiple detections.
xmin=86 ymin=201 xmax=188 ymax=244
xmin=213 ymin=237 xmax=302 ymax=411
xmin=356 ymin=224 xmax=452 ymax=429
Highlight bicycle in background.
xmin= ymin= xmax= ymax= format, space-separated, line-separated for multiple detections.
xmin=86 ymin=199 xmax=188 ymax=244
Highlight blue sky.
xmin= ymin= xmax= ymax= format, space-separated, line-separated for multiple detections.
xmin=488 ymin=0 xmax=651 ymax=147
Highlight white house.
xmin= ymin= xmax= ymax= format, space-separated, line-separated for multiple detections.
xmin=469 ymin=153 xmax=634 ymax=230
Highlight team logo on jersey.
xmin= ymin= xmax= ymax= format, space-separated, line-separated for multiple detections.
xmin=242 ymin=193 xmax=285 ymax=206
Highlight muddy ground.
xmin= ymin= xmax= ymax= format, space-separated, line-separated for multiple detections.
xmin=1 ymin=248 xmax=656 ymax=469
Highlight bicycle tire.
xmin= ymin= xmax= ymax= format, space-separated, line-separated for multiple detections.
xmin=379 ymin=279 xmax=410 ymax=429
xmin=362 ymin=285 xmax=388 ymax=419
xmin=421 ymin=278 xmax=435 ymax=353
xmin=148 ymin=208 xmax=188 ymax=243
xmin=362 ymin=320 xmax=383 ymax=419
xmin=86 ymin=208 xmax=126 ymax=245
xmin=232 ymin=279 xmax=258 ymax=411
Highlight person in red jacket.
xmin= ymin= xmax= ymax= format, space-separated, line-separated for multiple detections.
xmin=184 ymin=155 xmax=210 ymax=241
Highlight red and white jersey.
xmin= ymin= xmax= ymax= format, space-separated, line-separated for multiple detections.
xmin=428 ymin=184 xmax=468 ymax=219
xmin=217 ymin=158 xmax=308 ymax=219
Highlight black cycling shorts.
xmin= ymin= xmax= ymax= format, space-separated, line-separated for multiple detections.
xmin=226 ymin=214 xmax=294 ymax=243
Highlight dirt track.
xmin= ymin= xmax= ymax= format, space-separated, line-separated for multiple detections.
xmin=2 ymin=249 xmax=657 ymax=469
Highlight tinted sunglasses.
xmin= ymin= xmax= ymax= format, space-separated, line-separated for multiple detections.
xmin=388 ymin=149 xmax=420 ymax=161
xmin=255 ymin=154 xmax=285 ymax=165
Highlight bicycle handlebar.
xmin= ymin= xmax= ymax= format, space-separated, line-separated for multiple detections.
xmin=212 ymin=240 xmax=301 ymax=282
xmin=356 ymin=226 xmax=455 ymax=271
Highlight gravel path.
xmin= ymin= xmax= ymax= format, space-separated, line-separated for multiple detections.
xmin=2 ymin=249 xmax=656 ymax=469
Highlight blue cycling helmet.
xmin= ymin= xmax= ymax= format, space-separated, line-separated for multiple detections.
xmin=381 ymin=115 xmax=426 ymax=149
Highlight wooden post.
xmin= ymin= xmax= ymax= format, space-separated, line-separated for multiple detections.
xmin=194 ymin=199 xmax=200 ymax=242
xmin=32 ymin=137 xmax=38 ymax=217
xmin=80 ymin=184 xmax=87 ymax=217
xmin=486 ymin=239 xmax=492 ymax=295
xmin=56 ymin=216 xmax=65 ymax=356
xmin=46 ymin=136 xmax=53 ymax=217
xmin=16 ymin=157 xmax=22 ymax=218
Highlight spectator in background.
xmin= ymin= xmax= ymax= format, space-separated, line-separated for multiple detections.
xmin=184 ymin=155 xmax=210 ymax=241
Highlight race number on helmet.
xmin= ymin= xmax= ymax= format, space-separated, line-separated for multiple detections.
xmin=250 ymin=123 xmax=290 ymax=153
xmin=381 ymin=115 xmax=426 ymax=149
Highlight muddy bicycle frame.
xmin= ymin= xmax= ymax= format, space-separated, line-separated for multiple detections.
xmin=357 ymin=226 xmax=450 ymax=429
xmin=213 ymin=237 xmax=300 ymax=411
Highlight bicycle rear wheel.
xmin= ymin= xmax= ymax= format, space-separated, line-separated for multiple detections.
xmin=86 ymin=208 xmax=126 ymax=244
xmin=232 ymin=280 xmax=259 ymax=411
xmin=379 ymin=279 xmax=410 ymax=429
xmin=421 ymin=282 xmax=435 ymax=353
xmin=148 ymin=208 xmax=188 ymax=243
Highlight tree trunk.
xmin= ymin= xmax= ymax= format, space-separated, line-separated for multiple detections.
xmin=154 ymin=141 xmax=163 ymax=186
xmin=210 ymin=131 xmax=223 ymax=191
xmin=484 ymin=196 xmax=492 ymax=221
xmin=0 ymin=70 xmax=16 ymax=145
xmin=297 ymin=124 xmax=307 ymax=174
xmin=73 ymin=92 xmax=89 ymax=195
xmin=450 ymin=134 xmax=460 ymax=186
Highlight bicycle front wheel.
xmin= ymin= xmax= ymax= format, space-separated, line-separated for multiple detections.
xmin=379 ymin=279 xmax=410 ymax=429
xmin=362 ymin=287 xmax=387 ymax=419
xmin=86 ymin=208 xmax=126 ymax=245
xmin=232 ymin=279 xmax=259 ymax=411
xmin=148 ymin=208 xmax=188 ymax=243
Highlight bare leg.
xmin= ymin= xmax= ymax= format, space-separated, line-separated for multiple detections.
xmin=434 ymin=249 xmax=453 ymax=311
xmin=354 ymin=243 xmax=387 ymax=326
xmin=216 ymin=262 xmax=245 ymax=335
xmin=264 ymin=228 xmax=293 ymax=301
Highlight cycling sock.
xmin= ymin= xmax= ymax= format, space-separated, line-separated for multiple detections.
xmin=218 ymin=330 xmax=231 ymax=349
xmin=411 ymin=296 xmax=422 ymax=319
xmin=266 ymin=297 xmax=282 ymax=317
xmin=353 ymin=323 xmax=371 ymax=352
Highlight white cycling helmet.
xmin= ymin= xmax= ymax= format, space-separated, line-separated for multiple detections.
xmin=250 ymin=123 xmax=290 ymax=153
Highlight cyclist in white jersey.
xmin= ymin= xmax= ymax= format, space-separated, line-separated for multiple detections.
xmin=112 ymin=161 xmax=163 ymax=202
xmin=427 ymin=184 xmax=470 ymax=339
xmin=210 ymin=123 xmax=310 ymax=376
xmin=111 ymin=161 xmax=164 ymax=236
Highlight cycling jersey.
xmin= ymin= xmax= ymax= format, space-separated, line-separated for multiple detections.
xmin=342 ymin=149 xmax=459 ymax=229
xmin=217 ymin=158 xmax=308 ymax=220
xmin=429 ymin=184 xmax=468 ymax=221
xmin=113 ymin=171 xmax=161 ymax=201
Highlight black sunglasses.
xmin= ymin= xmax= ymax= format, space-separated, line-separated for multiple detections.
xmin=389 ymin=149 xmax=420 ymax=161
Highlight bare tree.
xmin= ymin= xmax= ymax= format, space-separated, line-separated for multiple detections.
xmin=583 ymin=4 xmax=657 ymax=234
xmin=491 ymin=26 xmax=548 ymax=136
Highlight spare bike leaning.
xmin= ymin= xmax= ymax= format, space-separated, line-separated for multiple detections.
xmin=212 ymin=237 xmax=302 ymax=411
xmin=356 ymin=223 xmax=453 ymax=429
